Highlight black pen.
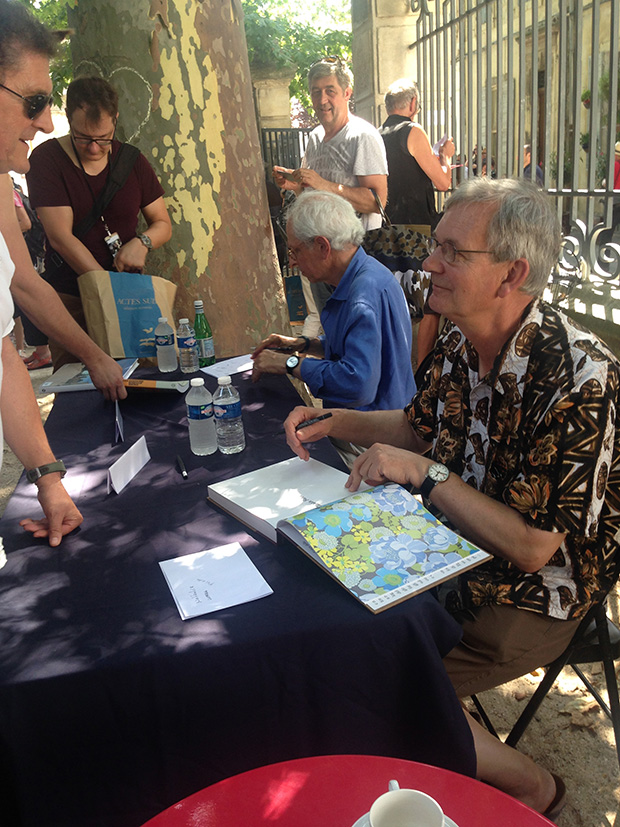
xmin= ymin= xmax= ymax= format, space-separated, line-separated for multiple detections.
xmin=295 ymin=412 xmax=333 ymax=432
xmin=176 ymin=455 xmax=188 ymax=480
xmin=266 ymin=345 xmax=298 ymax=353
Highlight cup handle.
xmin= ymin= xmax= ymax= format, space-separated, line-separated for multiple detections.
xmin=388 ymin=779 xmax=400 ymax=792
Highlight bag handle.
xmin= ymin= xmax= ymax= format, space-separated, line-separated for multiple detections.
xmin=369 ymin=188 xmax=391 ymax=228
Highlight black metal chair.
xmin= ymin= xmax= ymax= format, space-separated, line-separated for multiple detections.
xmin=471 ymin=598 xmax=620 ymax=767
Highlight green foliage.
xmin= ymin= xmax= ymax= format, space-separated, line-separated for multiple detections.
xmin=17 ymin=0 xmax=72 ymax=104
xmin=242 ymin=0 xmax=351 ymax=113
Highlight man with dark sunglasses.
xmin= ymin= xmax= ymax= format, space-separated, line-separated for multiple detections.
xmin=0 ymin=2 xmax=127 ymax=401
xmin=0 ymin=0 xmax=82 ymax=546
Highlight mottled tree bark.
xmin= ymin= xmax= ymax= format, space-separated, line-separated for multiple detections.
xmin=67 ymin=0 xmax=289 ymax=356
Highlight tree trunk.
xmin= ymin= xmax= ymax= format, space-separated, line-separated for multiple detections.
xmin=67 ymin=0 xmax=289 ymax=356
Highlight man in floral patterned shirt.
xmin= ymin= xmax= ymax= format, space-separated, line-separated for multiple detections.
xmin=284 ymin=177 xmax=620 ymax=817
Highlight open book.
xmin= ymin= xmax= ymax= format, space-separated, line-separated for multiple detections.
xmin=208 ymin=458 xmax=490 ymax=613
xmin=40 ymin=358 xmax=138 ymax=393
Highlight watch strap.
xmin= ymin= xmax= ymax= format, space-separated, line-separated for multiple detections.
xmin=26 ymin=460 xmax=67 ymax=484
xmin=419 ymin=475 xmax=436 ymax=501
xmin=137 ymin=233 xmax=152 ymax=249
xmin=298 ymin=336 xmax=311 ymax=353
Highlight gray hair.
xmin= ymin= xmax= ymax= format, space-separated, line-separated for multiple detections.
xmin=0 ymin=0 xmax=55 ymax=82
xmin=444 ymin=177 xmax=561 ymax=296
xmin=384 ymin=79 xmax=419 ymax=115
xmin=287 ymin=191 xmax=365 ymax=251
xmin=307 ymin=60 xmax=352 ymax=94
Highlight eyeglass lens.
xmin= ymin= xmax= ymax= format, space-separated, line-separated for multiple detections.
xmin=0 ymin=83 xmax=52 ymax=119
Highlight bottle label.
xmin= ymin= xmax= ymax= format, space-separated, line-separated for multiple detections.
xmin=197 ymin=337 xmax=215 ymax=359
xmin=155 ymin=334 xmax=174 ymax=347
xmin=178 ymin=335 xmax=196 ymax=349
xmin=214 ymin=400 xmax=242 ymax=419
xmin=187 ymin=404 xmax=214 ymax=421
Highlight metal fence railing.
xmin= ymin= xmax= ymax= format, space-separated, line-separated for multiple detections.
xmin=407 ymin=0 xmax=619 ymax=317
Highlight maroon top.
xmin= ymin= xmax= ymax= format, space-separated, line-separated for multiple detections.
xmin=27 ymin=138 xmax=165 ymax=295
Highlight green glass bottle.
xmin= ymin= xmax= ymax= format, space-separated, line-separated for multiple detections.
xmin=193 ymin=300 xmax=215 ymax=367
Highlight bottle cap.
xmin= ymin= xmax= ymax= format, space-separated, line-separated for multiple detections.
xmin=158 ymin=316 xmax=167 ymax=323
xmin=179 ymin=318 xmax=189 ymax=324
xmin=190 ymin=378 xmax=205 ymax=387
xmin=217 ymin=375 xmax=232 ymax=385
xmin=194 ymin=300 xmax=204 ymax=308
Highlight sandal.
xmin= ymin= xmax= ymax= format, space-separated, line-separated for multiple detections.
xmin=26 ymin=354 xmax=52 ymax=371
xmin=543 ymin=773 xmax=567 ymax=822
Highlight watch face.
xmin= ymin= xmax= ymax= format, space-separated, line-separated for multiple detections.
xmin=429 ymin=463 xmax=450 ymax=483
xmin=286 ymin=355 xmax=299 ymax=370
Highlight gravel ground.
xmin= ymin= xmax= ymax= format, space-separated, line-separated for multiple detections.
xmin=1 ymin=361 xmax=619 ymax=826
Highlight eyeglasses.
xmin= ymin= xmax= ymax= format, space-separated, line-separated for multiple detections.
xmin=0 ymin=82 xmax=53 ymax=119
xmin=70 ymin=129 xmax=115 ymax=147
xmin=426 ymin=237 xmax=492 ymax=264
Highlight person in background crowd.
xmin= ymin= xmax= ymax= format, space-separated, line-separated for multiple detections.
xmin=378 ymin=78 xmax=455 ymax=370
xmin=273 ymin=57 xmax=388 ymax=337
xmin=11 ymin=178 xmax=52 ymax=369
xmin=523 ymin=143 xmax=543 ymax=187
xmin=26 ymin=76 xmax=172 ymax=368
xmin=0 ymin=0 xmax=82 ymax=545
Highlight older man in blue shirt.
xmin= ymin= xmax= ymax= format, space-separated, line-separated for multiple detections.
xmin=252 ymin=190 xmax=415 ymax=411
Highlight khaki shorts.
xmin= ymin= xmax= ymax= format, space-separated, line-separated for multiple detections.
xmin=443 ymin=603 xmax=581 ymax=698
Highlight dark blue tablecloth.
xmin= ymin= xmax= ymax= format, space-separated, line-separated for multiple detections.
xmin=0 ymin=369 xmax=475 ymax=827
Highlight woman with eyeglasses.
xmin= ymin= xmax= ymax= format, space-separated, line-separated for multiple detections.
xmin=26 ymin=76 xmax=172 ymax=369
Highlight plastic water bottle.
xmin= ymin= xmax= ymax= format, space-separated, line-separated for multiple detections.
xmin=186 ymin=378 xmax=217 ymax=455
xmin=193 ymin=300 xmax=215 ymax=367
xmin=213 ymin=375 xmax=245 ymax=454
xmin=177 ymin=318 xmax=199 ymax=374
xmin=154 ymin=317 xmax=177 ymax=373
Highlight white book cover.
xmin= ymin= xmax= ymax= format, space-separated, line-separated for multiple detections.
xmin=159 ymin=542 xmax=273 ymax=620
xmin=207 ymin=457 xmax=353 ymax=542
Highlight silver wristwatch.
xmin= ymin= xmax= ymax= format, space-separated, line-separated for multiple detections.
xmin=420 ymin=462 xmax=449 ymax=501
xmin=137 ymin=233 xmax=152 ymax=250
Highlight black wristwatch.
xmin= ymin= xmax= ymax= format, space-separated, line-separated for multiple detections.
xmin=137 ymin=233 xmax=152 ymax=250
xmin=286 ymin=355 xmax=300 ymax=375
xmin=298 ymin=336 xmax=311 ymax=353
xmin=420 ymin=462 xmax=449 ymax=502
xmin=26 ymin=460 xmax=67 ymax=484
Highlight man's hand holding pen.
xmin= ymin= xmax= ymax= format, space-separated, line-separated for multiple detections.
xmin=284 ymin=406 xmax=335 ymax=461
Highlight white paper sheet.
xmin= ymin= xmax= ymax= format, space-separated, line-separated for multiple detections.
xmin=159 ymin=542 xmax=273 ymax=619
xmin=200 ymin=354 xmax=254 ymax=379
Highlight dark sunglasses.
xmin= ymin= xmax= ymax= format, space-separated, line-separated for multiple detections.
xmin=0 ymin=82 xmax=53 ymax=119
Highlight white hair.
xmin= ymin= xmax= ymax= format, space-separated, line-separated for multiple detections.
xmin=286 ymin=190 xmax=365 ymax=250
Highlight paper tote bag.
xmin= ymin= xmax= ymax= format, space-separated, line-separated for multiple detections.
xmin=78 ymin=270 xmax=177 ymax=358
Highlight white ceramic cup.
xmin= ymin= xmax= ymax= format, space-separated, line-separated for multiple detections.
xmin=369 ymin=780 xmax=444 ymax=827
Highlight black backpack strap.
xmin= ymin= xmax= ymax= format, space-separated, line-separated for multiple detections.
xmin=74 ymin=143 xmax=141 ymax=239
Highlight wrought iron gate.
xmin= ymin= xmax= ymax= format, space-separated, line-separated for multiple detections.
xmin=408 ymin=0 xmax=619 ymax=318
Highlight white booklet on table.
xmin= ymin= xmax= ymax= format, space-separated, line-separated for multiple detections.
xmin=207 ymin=456 xmax=354 ymax=542
xmin=159 ymin=542 xmax=273 ymax=620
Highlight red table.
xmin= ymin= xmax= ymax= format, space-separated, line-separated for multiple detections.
xmin=140 ymin=754 xmax=554 ymax=827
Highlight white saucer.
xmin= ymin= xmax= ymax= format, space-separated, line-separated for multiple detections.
xmin=351 ymin=814 xmax=458 ymax=827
